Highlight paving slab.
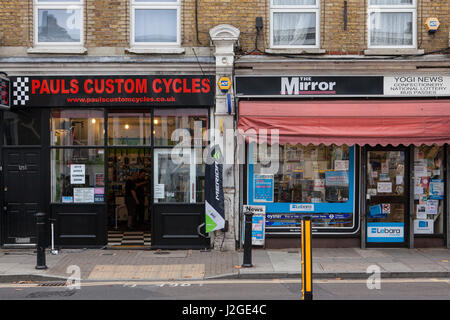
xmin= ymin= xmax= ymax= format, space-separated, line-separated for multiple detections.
xmin=87 ymin=264 xmax=205 ymax=280
xmin=378 ymin=262 xmax=412 ymax=272
xmin=320 ymin=262 xmax=373 ymax=273
xmin=237 ymin=251 xmax=274 ymax=274
xmin=267 ymin=251 xmax=301 ymax=273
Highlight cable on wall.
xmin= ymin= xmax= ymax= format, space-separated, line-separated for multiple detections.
xmin=195 ymin=0 xmax=200 ymax=45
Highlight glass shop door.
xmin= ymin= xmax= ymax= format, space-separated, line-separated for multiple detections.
xmin=151 ymin=148 xmax=209 ymax=249
xmin=366 ymin=146 xmax=409 ymax=247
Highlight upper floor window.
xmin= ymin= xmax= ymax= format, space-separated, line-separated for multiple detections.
xmin=270 ymin=0 xmax=320 ymax=48
xmin=34 ymin=0 xmax=83 ymax=46
xmin=368 ymin=0 xmax=416 ymax=48
xmin=131 ymin=0 xmax=181 ymax=47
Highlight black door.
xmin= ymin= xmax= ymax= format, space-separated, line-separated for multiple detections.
xmin=2 ymin=148 xmax=42 ymax=245
xmin=365 ymin=146 xmax=410 ymax=247
xmin=152 ymin=148 xmax=210 ymax=249
xmin=152 ymin=204 xmax=209 ymax=249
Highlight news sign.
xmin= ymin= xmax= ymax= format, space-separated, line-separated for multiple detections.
xmin=384 ymin=76 xmax=450 ymax=96
xmin=10 ymin=75 xmax=215 ymax=107
xmin=0 ymin=75 xmax=10 ymax=109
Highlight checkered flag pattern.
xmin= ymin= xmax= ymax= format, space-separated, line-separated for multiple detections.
xmin=12 ymin=77 xmax=30 ymax=106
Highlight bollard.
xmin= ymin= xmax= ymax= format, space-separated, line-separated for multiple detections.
xmin=35 ymin=212 xmax=48 ymax=270
xmin=301 ymin=217 xmax=312 ymax=300
xmin=242 ymin=210 xmax=253 ymax=268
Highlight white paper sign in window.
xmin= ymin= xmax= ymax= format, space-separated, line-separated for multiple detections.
xmin=70 ymin=164 xmax=85 ymax=185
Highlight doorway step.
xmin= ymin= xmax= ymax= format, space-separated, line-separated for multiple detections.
xmin=107 ymin=231 xmax=150 ymax=248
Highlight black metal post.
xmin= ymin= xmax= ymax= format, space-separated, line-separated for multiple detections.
xmin=242 ymin=210 xmax=253 ymax=267
xmin=35 ymin=212 xmax=48 ymax=270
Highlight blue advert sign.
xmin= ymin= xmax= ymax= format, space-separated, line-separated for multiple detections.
xmin=367 ymin=222 xmax=404 ymax=243
xmin=253 ymin=174 xmax=274 ymax=203
xmin=429 ymin=179 xmax=444 ymax=200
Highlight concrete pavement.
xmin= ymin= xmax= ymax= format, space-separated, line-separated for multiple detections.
xmin=0 ymin=247 xmax=449 ymax=283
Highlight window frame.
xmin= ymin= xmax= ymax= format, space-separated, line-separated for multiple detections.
xmin=107 ymin=110 xmax=152 ymax=147
xmin=367 ymin=0 xmax=417 ymax=49
xmin=50 ymin=109 xmax=105 ymax=147
xmin=247 ymin=143 xmax=357 ymax=233
xmin=269 ymin=0 xmax=320 ymax=49
xmin=33 ymin=0 xmax=84 ymax=47
xmin=130 ymin=0 xmax=181 ymax=48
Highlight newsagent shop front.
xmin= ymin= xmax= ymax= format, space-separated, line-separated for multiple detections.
xmin=0 ymin=74 xmax=214 ymax=249
xmin=236 ymin=75 xmax=450 ymax=248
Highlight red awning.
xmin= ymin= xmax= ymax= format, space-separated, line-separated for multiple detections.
xmin=237 ymin=100 xmax=450 ymax=146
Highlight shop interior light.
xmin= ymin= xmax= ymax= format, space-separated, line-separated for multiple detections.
xmin=154 ymin=119 xmax=159 ymax=125
xmin=125 ymin=124 xmax=130 ymax=130
xmin=91 ymin=118 xmax=96 ymax=124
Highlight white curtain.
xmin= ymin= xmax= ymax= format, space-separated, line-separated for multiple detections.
xmin=370 ymin=0 xmax=412 ymax=5
xmin=273 ymin=12 xmax=316 ymax=46
xmin=135 ymin=9 xmax=177 ymax=43
xmin=370 ymin=12 xmax=412 ymax=46
xmin=273 ymin=0 xmax=316 ymax=5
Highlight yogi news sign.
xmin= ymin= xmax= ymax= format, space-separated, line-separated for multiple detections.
xmin=384 ymin=76 xmax=450 ymax=96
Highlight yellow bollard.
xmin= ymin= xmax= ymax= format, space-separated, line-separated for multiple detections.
xmin=301 ymin=217 xmax=312 ymax=300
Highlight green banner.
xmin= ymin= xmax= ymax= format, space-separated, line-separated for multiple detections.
xmin=205 ymin=145 xmax=225 ymax=233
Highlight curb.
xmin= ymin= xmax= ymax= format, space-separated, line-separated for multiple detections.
xmin=216 ymin=271 xmax=450 ymax=280
xmin=0 ymin=274 xmax=68 ymax=284
xmin=1 ymin=271 xmax=449 ymax=283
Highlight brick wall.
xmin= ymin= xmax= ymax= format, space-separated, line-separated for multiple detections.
xmin=322 ymin=0 xmax=366 ymax=54
xmin=418 ymin=0 xmax=450 ymax=53
xmin=0 ymin=0 xmax=31 ymax=47
xmin=0 ymin=0 xmax=448 ymax=54
xmin=85 ymin=0 xmax=128 ymax=47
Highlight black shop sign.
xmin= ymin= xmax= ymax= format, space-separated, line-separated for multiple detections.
xmin=235 ymin=76 xmax=383 ymax=97
xmin=0 ymin=74 xmax=10 ymax=109
xmin=10 ymin=75 xmax=215 ymax=107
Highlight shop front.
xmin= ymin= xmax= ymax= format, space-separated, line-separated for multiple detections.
xmin=236 ymin=75 xmax=450 ymax=248
xmin=1 ymin=74 xmax=214 ymax=249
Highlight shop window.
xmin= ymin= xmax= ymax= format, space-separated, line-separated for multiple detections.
xmin=153 ymin=109 xmax=208 ymax=147
xmin=2 ymin=109 xmax=41 ymax=145
xmin=131 ymin=0 xmax=180 ymax=47
xmin=34 ymin=0 xmax=83 ymax=46
xmin=248 ymin=143 xmax=355 ymax=230
xmin=153 ymin=149 xmax=201 ymax=204
xmin=51 ymin=109 xmax=104 ymax=146
xmin=51 ymin=148 xmax=105 ymax=203
xmin=368 ymin=0 xmax=416 ymax=48
xmin=108 ymin=110 xmax=151 ymax=146
xmin=153 ymin=109 xmax=208 ymax=204
xmin=270 ymin=0 xmax=320 ymax=48
xmin=413 ymin=145 xmax=445 ymax=235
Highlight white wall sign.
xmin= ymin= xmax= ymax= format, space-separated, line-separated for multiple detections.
xmin=334 ymin=160 xmax=349 ymax=171
xmin=154 ymin=184 xmax=165 ymax=199
xmin=243 ymin=205 xmax=266 ymax=246
xmin=384 ymin=76 xmax=450 ymax=96
xmin=71 ymin=164 xmax=86 ymax=184
xmin=414 ymin=219 xmax=434 ymax=234
xmin=377 ymin=182 xmax=392 ymax=193
xmin=290 ymin=204 xmax=314 ymax=212
xmin=73 ymin=188 xmax=94 ymax=203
